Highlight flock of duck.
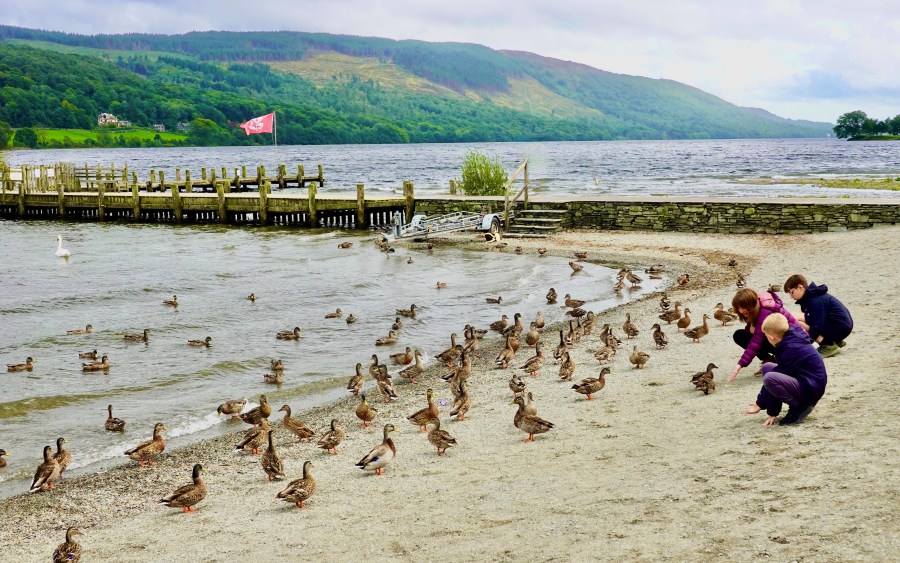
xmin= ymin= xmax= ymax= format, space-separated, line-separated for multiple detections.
xmin=6 ymin=237 xmax=751 ymax=561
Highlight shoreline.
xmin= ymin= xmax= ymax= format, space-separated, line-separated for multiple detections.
xmin=2 ymin=226 xmax=898 ymax=561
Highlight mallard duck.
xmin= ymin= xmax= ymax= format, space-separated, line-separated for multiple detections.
xmin=629 ymin=346 xmax=650 ymax=369
xmin=240 ymin=395 xmax=272 ymax=426
xmin=768 ymin=283 xmax=782 ymax=293
xmin=396 ymin=304 xmax=417 ymax=318
xmin=622 ymin=313 xmax=639 ymax=339
xmin=450 ymin=380 xmax=471 ymax=421
xmin=569 ymin=261 xmax=584 ymax=273
xmin=7 ymin=356 xmax=35 ymax=372
xmin=317 ymin=419 xmax=345 ymax=455
xmin=651 ymin=323 xmax=668 ymax=349
xmin=124 ymin=422 xmax=166 ymax=466
xmin=645 ymin=264 xmax=664 ymax=274
xmin=263 ymin=370 xmax=284 ymax=384
xmin=66 ymin=324 xmax=93 ymax=335
xmin=534 ymin=311 xmax=545 ymax=331
xmin=123 ymin=329 xmax=150 ymax=342
xmin=593 ymin=345 xmax=615 ymax=364
xmin=659 ymin=303 xmax=682 ymax=324
xmin=605 ymin=328 xmax=621 ymax=349
xmin=566 ymin=320 xmax=579 ymax=345
xmin=574 ymin=251 xmax=588 ymax=260
xmin=558 ymin=350 xmax=576 ymax=381
xmin=684 ymin=314 xmax=710 ymax=343
xmin=356 ymin=423 xmax=398 ymax=475
xmin=52 ymin=527 xmax=82 ymax=563
xmin=713 ymin=303 xmax=739 ymax=326
xmin=261 ymin=430 xmax=285 ymax=481
xmin=391 ymin=317 xmax=403 ymax=331
xmin=276 ymin=327 xmax=302 ymax=340
xmin=514 ymin=246 xmax=523 ymax=255
xmin=277 ymin=461 xmax=317 ymax=508
xmin=82 ymin=355 xmax=110 ymax=371
xmin=501 ymin=313 xmax=524 ymax=337
xmin=52 ymin=437 xmax=71 ymax=478
xmin=377 ymin=364 xmax=399 ymax=403
xmin=495 ymin=334 xmax=516 ymax=369
xmin=338 ymin=241 xmax=353 ymax=249
xmin=279 ymin=405 xmax=315 ymax=442
xmin=660 ymin=293 xmax=671 ymax=311
xmin=407 ymin=388 xmax=439 ymax=432
xmin=490 ymin=314 xmax=510 ymax=332
xmin=368 ymin=354 xmax=381 ymax=379
xmin=612 ymin=278 xmax=624 ymax=293
xmin=30 ymin=445 xmax=60 ymax=492
xmin=677 ymin=274 xmax=690 ymax=286
xmin=736 ymin=274 xmax=747 ymax=289
xmin=270 ymin=359 xmax=284 ymax=372
xmin=427 ymin=418 xmax=457 ymax=455
xmin=519 ymin=342 xmax=545 ymax=377
xmin=103 ymin=404 xmax=126 ymax=432
xmin=247 ymin=293 xmax=256 ymax=302
xmin=676 ymin=308 xmax=692 ymax=331
xmin=436 ymin=281 xmax=447 ymax=289
xmin=619 ymin=268 xmax=643 ymax=286
xmin=406 ymin=256 xmax=414 ymax=264
xmin=442 ymin=346 xmax=469 ymax=382
xmin=546 ymin=287 xmax=558 ymax=304
xmin=524 ymin=322 xmax=540 ymax=347
xmin=572 ymin=367 xmax=609 ymax=400
xmin=375 ymin=330 xmax=398 ymax=346
xmin=162 ymin=295 xmax=178 ymax=307
xmin=217 ymin=399 xmax=247 ymax=418
xmin=0 ymin=448 xmax=8 ymax=468
xmin=523 ymin=392 xmax=538 ymax=416
xmin=78 ymin=349 xmax=98 ymax=359
xmin=347 ymin=363 xmax=366 ymax=395
xmin=691 ymin=363 xmax=718 ymax=395
xmin=346 ymin=313 xmax=357 ymax=324
xmin=186 ymin=336 xmax=212 ymax=347
xmin=355 ymin=394 xmax=378 ymax=428
xmin=538 ymin=247 xmax=548 ymax=256
xmin=325 ymin=308 xmax=343 ymax=319
xmin=512 ymin=396 xmax=554 ymax=442
xmin=399 ymin=350 xmax=424 ymax=384
xmin=564 ymin=294 xmax=586 ymax=308
xmin=158 ymin=463 xmax=207 ymax=513
xmin=509 ymin=374 xmax=526 ymax=397
xmin=554 ymin=330 xmax=570 ymax=361
xmin=728 ymin=258 xmax=738 ymax=267
xmin=435 ymin=333 xmax=461 ymax=366
xmin=486 ymin=296 xmax=503 ymax=304
xmin=234 ymin=419 xmax=271 ymax=454
xmin=462 ymin=326 xmax=479 ymax=357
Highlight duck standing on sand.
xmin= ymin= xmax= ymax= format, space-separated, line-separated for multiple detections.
xmin=277 ymin=461 xmax=316 ymax=508
xmin=691 ymin=363 xmax=718 ymax=395
xmin=52 ymin=527 xmax=82 ymax=562
xmin=629 ymin=346 xmax=651 ymax=369
xmin=427 ymin=419 xmax=457 ymax=455
xmin=407 ymin=389 xmax=439 ymax=432
xmin=355 ymin=394 xmax=378 ymax=428
xmin=651 ymin=323 xmax=668 ymax=349
xmin=240 ymin=395 xmax=272 ymax=426
xmin=53 ymin=437 xmax=71 ymax=478
xmin=572 ymin=367 xmax=610 ymax=400
xmin=356 ymin=424 xmax=398 ymax=476
xmin=279 ymin=405 xmax=315 ymax=442
xmin=399 ymin=349 xmax=424 ymax=384
xmin=217 ymin=399 xmax=247 ymax=418
xmin=261 ymin=430 xmax=285 ymax=481
xmin=347 ymin=363 xmax=366 ymax=395
xmin=317 ymin=419 xmax=345 ymax=455
xmin=158 ymin=464 xmax=207 ymax=513
xmin=124 ymin=422 xmax=166 ymax=466
xmin=30 ymin=445 xmax=61 ymax=492
xmin=234 ymin=419 xmax=272 ymax=455
xmin=684 ymin=314 xmax=710 ymax=343
xmin=511 ymin=396 xmax=554 ymax=442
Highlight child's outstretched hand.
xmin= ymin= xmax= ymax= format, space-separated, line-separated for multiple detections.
xmin=763 ymin=416 xmax=777 ymax=426
xmin=729 ymin=365 xmax=742 ymax=382
xmin=744 ymin=403 xmax=761 ymax=415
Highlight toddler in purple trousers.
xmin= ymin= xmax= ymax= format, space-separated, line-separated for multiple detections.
xmin=744 ymin=313 xmax=828 ymax=426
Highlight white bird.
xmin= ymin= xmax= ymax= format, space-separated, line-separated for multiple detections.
xmin=55 ymin=234 xmax=71 ymax=258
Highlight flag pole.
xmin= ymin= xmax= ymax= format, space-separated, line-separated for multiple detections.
xmin=273 ymin=112 xmax=277 ymax=148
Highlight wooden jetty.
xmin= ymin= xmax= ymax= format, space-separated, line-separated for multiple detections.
xmin=0 ymin=163 xmax=414 ymax=228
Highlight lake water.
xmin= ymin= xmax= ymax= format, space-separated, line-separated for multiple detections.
xmin=5 ymin=138 xmax=900 ymax=198
xmin=0 ymin=220 xmax=663 ymax=498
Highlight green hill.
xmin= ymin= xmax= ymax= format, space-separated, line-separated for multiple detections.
xmin=0 ymin=25 xmax=832 ymax=146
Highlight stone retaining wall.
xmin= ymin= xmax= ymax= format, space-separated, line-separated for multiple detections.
xmin=414 ymin=197 xmax=899 ymax=234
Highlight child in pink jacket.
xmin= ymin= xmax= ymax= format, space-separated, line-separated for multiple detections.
xmin=728 ymin=288 xmax=799 ymax=381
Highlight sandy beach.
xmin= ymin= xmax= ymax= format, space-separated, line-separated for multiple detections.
xmin=1 ymin=225 xmax=898 ymax=562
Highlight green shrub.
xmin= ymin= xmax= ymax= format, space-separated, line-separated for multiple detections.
xmin=459 ymin=149 xmax=508 ymax=196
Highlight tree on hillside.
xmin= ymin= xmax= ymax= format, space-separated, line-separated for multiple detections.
xmin=0 ymin=120 xmax=12 ymax=148
xmin=14 ymin=127 xmax=38 ymax=148
xmin=889 ymin=115 xmax=900 ymax=136
xmin=833 ymin=110 xmax=868 ymax=138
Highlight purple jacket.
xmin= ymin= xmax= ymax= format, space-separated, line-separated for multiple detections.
xmin=738 ymin=291 xmax=798 ymax=368
xmin=773 ymin=325 xmax=828 ymax=404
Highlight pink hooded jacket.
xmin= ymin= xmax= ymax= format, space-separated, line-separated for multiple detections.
xmin=738 ymin=290 xmax=799 ymax=368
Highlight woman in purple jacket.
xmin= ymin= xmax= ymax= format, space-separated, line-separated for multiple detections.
xmin=728 ymin=288 xmax=798 ymax=382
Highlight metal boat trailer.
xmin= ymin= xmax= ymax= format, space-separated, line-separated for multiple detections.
xmin=390 ymin=211 xmax=506 ymax=239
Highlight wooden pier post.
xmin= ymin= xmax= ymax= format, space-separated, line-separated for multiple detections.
xmin=449 ymin=179 xmax=457 ymax=195
xmin=97 ymin=178 xmax=106 ymax=221
xmin=17 ymin=166 xmax=27 ymax=217
xmin=216 ymin=181 xmax=227 ymax=224
xmin=168 ymin=171 xmax=182 ymax=224
xmin=277 ymin=164 xmax=286 ymax=189
xmin=404 ymin=181 xmax=415 ymax=221
xmin=356 ymin=183 xmax=367 ymax=229
xmin=256 ymin=166 xmax=264 ymax=191
xmin=132 ymin=183 xmax=141 ymax=221
xmin=233 ymin=168 xmax=241 ymax=192
xmin=201 ymin=167 xmax=207 ymax=181
xmin=523 ymin=161 xmax=529 ymax=209
xmin=149 ymin=169 xmax=157 ymax=191
xmin=57 ymin=180 xmax=66 ymax=217
xmin=307 ymin=183 xmax=318 ymax=228
xmin=297 ymin=165 xmax=305 ymax=187
xmin=184 ymin=170 xmax=192 ymax=194
xmin=259 ymin=181 xmax=270 ymax=226
xmin=317 ymin=164 xmax=324 ymax=186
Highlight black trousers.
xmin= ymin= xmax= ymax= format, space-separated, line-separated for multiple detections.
xmin=816 ymin=322 xmax=852 ymax=346
xmin=733 ymin=328 xmax=777 ymax=364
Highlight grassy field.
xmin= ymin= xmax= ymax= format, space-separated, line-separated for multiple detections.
xmin=737 ymin=176 xmax=900 ymax=191
xmin=36 ymin=127 xmax=186 ymax=144
xmin=7 ymin=39 xmax=192 ymax=62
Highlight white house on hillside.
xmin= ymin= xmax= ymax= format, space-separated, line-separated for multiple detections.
xmin=98 ymin=113 xmax=119 ymax=126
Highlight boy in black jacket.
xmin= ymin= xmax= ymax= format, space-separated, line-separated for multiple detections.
xmin=784 ymin=274 xmax=853 ymax=358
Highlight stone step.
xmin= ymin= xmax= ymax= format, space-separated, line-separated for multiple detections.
xmin=512 ymin=217 xmax=564 ymax=224
xmin=515 ymin=209 xmax=568 ymax=215
xmin=501 ymin=232 xmax=550 ymax=239
xmin=508 ymin=224 xmax=560 ymax=232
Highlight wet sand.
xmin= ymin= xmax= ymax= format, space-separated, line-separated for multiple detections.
xmin=1 ymin=225 xmax=897 ymax=561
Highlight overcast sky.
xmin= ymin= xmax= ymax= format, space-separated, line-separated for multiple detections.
xmin=5 ymin=1 xmax=899 ymax=123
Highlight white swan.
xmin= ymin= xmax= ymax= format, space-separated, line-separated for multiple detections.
xmin=55 ymin=234 xmax=71 ymax=258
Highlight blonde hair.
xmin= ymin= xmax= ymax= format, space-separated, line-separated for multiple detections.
xmin=761 ymin=313 xmax=789 ymax=337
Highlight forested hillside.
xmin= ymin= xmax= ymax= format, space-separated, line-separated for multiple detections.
xmin=0 ymin=25 xmax=832 ymax=146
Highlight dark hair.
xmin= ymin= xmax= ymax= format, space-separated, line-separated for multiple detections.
xmin=784 ymin=274 xmax=808 ymax=292
xmin=731 ymin=288 xmax=760 ymax=324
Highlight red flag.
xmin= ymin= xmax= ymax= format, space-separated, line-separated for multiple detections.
xmin=239 ymin=112 xmax=274 ymax=135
